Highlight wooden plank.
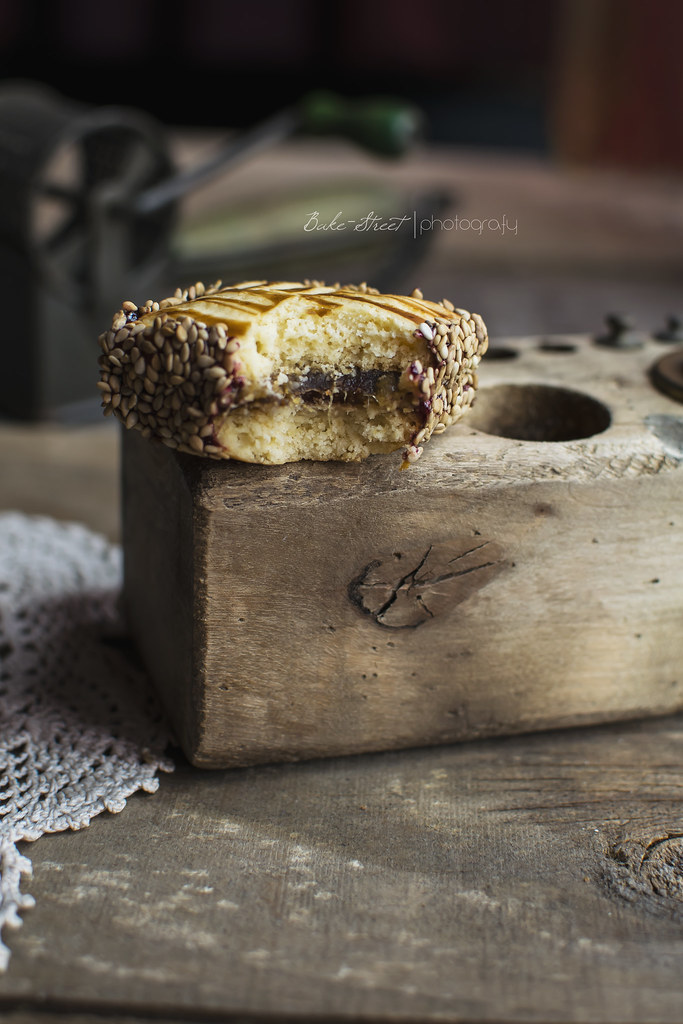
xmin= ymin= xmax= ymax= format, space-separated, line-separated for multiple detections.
xmin=2 ymin=714 xmax=683 ymax=1022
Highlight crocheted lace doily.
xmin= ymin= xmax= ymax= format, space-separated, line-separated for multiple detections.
xmin=0 ymin=511 xmax=173 ymax=970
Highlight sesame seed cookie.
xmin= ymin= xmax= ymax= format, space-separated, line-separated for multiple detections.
xmin=97 ymin=279 xmax=488 ymax=467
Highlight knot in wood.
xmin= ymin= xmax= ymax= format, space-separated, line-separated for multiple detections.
xmin=604 ymin=831 xmax=683 ymax=916
xmin=348 ymin=538 xmax=504 ymax=629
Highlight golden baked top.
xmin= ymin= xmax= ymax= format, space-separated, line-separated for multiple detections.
xmin=129 ymin=279 xmax=471 ymax=334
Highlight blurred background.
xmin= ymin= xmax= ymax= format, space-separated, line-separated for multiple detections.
xmin=0 ymin=0 xmax=681 ymax=335
xmin=0 ymin=0 xmax=682 ymax=437
xmin=1 ymin=0 xmax=682 ymax=167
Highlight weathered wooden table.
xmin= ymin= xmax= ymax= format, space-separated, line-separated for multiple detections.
xmin=3 ymin=713 xmax=683 ymax=1024
xmin=1 ymin=141 xmax=683 ymax=1022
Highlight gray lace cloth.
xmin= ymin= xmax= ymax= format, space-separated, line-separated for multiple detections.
xmin=0 ymin=512 xmax=173 ymax=970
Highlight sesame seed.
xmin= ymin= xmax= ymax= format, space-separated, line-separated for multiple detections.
xmin=98 ymin=278 xmax=487 ymax=464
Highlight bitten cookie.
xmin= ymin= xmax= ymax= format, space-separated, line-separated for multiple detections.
xmin=97 ymin=279 xmax=488 ymax=467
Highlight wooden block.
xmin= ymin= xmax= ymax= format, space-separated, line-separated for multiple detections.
xmin=122 ymin=333 xmax=683 ymax=768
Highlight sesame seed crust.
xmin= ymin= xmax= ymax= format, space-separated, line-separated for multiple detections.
xmin=97 ymin=280 xmax=488 ymax=466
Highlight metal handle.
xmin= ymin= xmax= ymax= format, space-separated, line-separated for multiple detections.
xmin=135 ymin=91 xmax=423 ymax=216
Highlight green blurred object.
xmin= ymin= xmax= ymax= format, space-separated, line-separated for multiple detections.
xmin=299 ymin=90 xmax=424 ymax=157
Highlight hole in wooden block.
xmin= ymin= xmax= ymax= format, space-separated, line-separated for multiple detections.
xmin=483 ymin=345 xmax=519 ymax=360
xmin=468 ymin=384 xmax=611 ymax=441
xmin=538 ymin=341 xmax=578 ymax=353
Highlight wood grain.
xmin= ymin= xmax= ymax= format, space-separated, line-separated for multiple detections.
xmin=2 ymin=715 xmax=683 ymax=1022
xmin=122 ymin=333 xmax=683 ymax=768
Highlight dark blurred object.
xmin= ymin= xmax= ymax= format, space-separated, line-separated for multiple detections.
xmin=0 ymin=81 xmax=174 ymax=420
xmin=0 ymin=80 xmax=434 ymax=421
xmin=2 ymin=0 xmax=680 ymax=167
xmin=0 ymin=0 xmax=553 ymax=152
xmin=654 ymin=315 xmax=683 ymax=344
xmin=594 ymin=312 xmax=645 ymax=350
xmin=651 ymin=348 xmax=683 ymax=405
xmin=551 ymin=0 xmax=683 ymax=172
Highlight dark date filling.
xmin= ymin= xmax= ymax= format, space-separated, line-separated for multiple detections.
xmin=288 ymin=369 xmax=401 ymax=404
